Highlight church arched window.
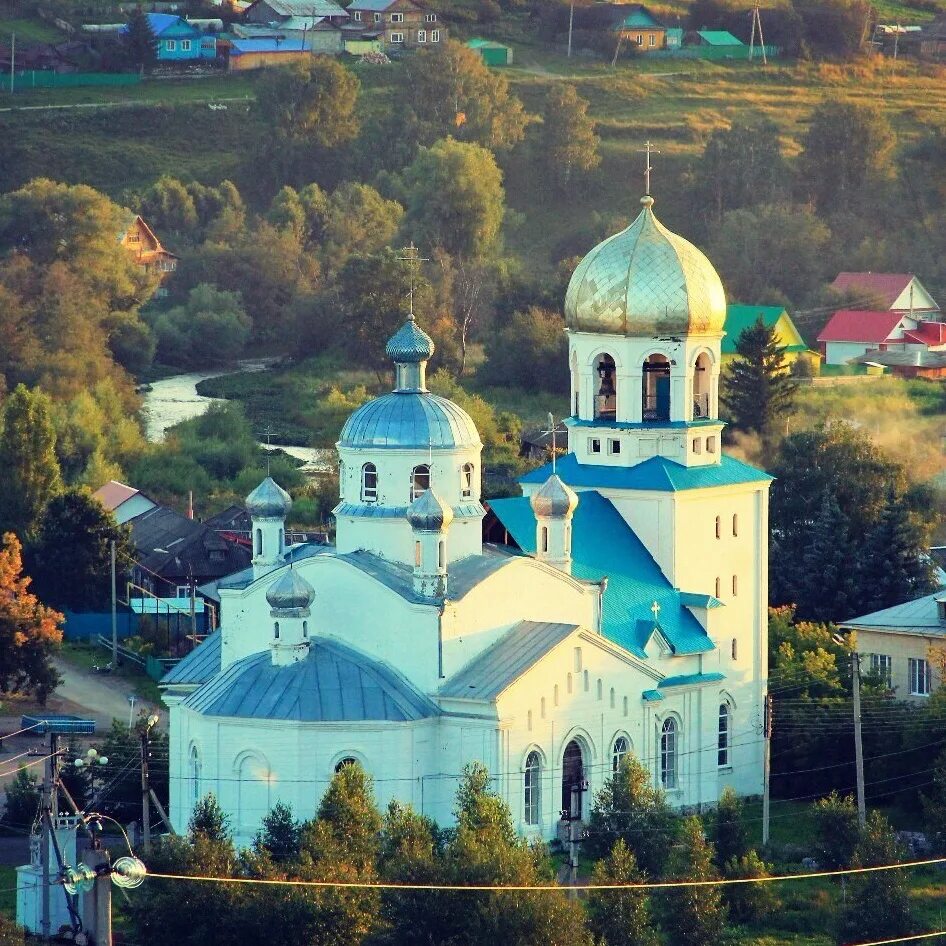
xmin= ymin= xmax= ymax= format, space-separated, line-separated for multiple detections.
xmin=612 ymin=735 xmax=630 ymax=773
xmin=643 ymin=353 xmax=671 ymax=422
xmin=335 ymin=757 xmax=359 ymax=773
xmin=190 ymin=745 xmax=201 ymax=804
xmin=255 ymin=528 xmax=263 ymax=557
xmin=718 ymin=702 xmax=731 ymax=767
xmin=524 ymin=751 xmax=542 ymax=825
xmin=279 ymin=527 xmax=284 ymax=553
xmin=302 ymin=620 xmax=308 ymax=639
xmin=461 ymin=463 xmax=474 ymax=499
xmin=361 ymin=463 xmax=378 ymax=502
xmin=660 ymin=718 xmax=677 ymax=789
xmin=274 ymin=621 xmax=280 ymax=640
xmin=410 ymin=464 xmax=430 ymax=501
xmin=693 ymin=352 xmax=712 ymax=418
xmin=541 ymin=526 xmax=549 ymax=553
xmin=595 ymin=354 xmax=617 ymax=420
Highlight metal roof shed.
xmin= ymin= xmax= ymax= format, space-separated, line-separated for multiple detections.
xmin=465 ymin=37 xmax=513 ymax=66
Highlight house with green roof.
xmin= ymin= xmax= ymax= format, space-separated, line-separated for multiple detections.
xmin=609 ymin=3 xmax=668 ymax=50
xmin=722 ymin=304 xmax=819 ymax=372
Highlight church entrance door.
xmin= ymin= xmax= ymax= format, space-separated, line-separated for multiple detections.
xmin=561 ymin=740 xmax=584 ymax=820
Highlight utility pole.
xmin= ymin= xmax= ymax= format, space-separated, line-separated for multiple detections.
xmin=9 ymin=33 xmax=14 ymax=94
xmin=41 ymin=732 xmax=59 ymax=942
xmin=110 ymin=540 xmax=117 ymax=671
xmin=749 ymin=6 xmax=767 ymax=64
xmin=140 ymin=726 xmax=152 ymax=852
xmin=189 ymin=568 xmax=197 ymax=643
xmin=567 ymin=1 xmax=574 ymax=57
xmin=568 ymin=783 xmax=580 ymax=897
xmin=762 ymin=693 xmax=772 ymax=846
xmin=893 ymin=22 xmax=900 ymax=59
xmin=852 ymin=651 xmax=866 ymax=828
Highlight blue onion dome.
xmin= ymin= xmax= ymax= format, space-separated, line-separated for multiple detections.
xmin=564 ymin=195 xmax=727 ymax=337
xmin=246 ymin=476 xmax=292 ymax=518
xmin=338 ymin=393 xmax=481 ymax=450
xmin=407 ymin=488 xmax=454 ymax=532
xmin=530 ymin=474 xmax=579 ymax=519
xmin=266 ymin=568 xmax=315 ymax=612
xmin=386 ymin=315 xmax=435 ymax=364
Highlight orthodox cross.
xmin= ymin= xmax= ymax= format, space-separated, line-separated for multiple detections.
xmin=396 ymin=241 xmax=429 ymax=319
xmin=264 ymin=425 xmax=273 ymax=475
xmin=638 ymin=141 xmax=661 ymax=196
xmin=650 ymin=600 xmax=661 ymax=625
xmin=542 ymin=412 xmax=559 ymax=474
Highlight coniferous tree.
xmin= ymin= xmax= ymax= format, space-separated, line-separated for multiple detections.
xmin=858 ymin=489 xmax=936 ymax=614
xmin=723 ymin=316 xmax=797 ymax=439
xmin=813 ymin=792 xmax=861 ymax=870
xmin=588 ymin=755 xmax=676 ymax=877
xmin=189 ymin=793 xmax=231 ymax=842
xmin=254 ymin=801 xmax=302 ymax=862
xmin=0 ymin=385 xmax=62 ymax=542
xmin=1 ymin=767 xmax=40 ymax=827
xmin=836 ymin=811 xmax=914 ymax=944
xmin=922 ymin=748 xmax=946 ymax=854
xmin=588 ymin=840 xmax=660 ymax=946
xmin=723 ymin=849 xmax=778 ymax=925
xmin=659 ymin=816 xmax=726 ymax=946
xmin=794 ymin=492 xmax=856 ymax=623
xmin=123 ymin=7 xmax=159 ymax=73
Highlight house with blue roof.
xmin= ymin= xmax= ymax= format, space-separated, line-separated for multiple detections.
xmin=121 ymin=14 xmax=217 ymax=61
xmin=160 ymin=186 xmax=771 ymax=849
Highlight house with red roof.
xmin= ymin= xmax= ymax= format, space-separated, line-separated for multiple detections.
xmin=829 ymin=272 xmax=939 ymax=314
xmin=93 ymin=480 xmax=158 ymax=525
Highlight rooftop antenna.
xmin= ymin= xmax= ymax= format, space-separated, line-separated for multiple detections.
xmin=396 ymin=240 xmax=429 ymax=321
xmin=638 ymin=141 xmax=660 ymax=196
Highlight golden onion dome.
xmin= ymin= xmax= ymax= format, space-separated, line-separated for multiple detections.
xmin=564 ymin=196 xmax=727 ymax=337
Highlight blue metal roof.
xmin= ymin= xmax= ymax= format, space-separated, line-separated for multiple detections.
xmin=565 ymin=416 xmax=723 ymax=432
xmin=678 ymin=592 xmax=725 ymax=610
xmin=386 ymin=317 xmax=434 ymax=364
xmin=338 ymin=392 xmax=481 ymax=450
xmin=520 ymin=452 xmax=772 ymax=492
xmin=230 ymin=38 xmax=311 ymax=52
xmin=183 ymin=637 xmax=439 ymax=721
xmin=488 ymin=491 xmax=714 ymax=657
xmin=440 ymin=621 xmax=579 ymax=700
xmin=120 ymin=13 xmax=195 ymax=35
xmin=333 ymin=501 xmax=485 ymax=520
xmin=659 ymin=671 xmax=725 ymax=688
xmin=642 ymin=689 xmax=663 ymax=702
xmin=161 ymin=631 xmax=222 ymax=686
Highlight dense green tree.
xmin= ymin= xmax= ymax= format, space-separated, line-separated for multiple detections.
xmin=538 ymin=84 xmax=600 ymax=188
xmin=813 ymin=792 xmax=861 ymax=870
xmin=268 ymin=186 xmax=307 ymax=238
xmin=152 ymin=284 xmax=252 ymax=367
xmin=706 ymin=203 xmax=832 ymax=307
xmin=254 ymin=802 xmax=303 ymax=862
xmin=123 ymin=7 xmax=159 ymax=72
xmin=254 ymin=57 xmax=361 ymax=186
xmin=97 ymin=719 xmax=169 ymax=818
xmin=712 ymin=787 xmax=749 ymax=867
xmin=401 ymin=138 xmax=505 ymax=260
xmin=0 ymin=283 xmax=40 ymax=393
xmin=28 ymin=488 xmax=133 ymax=613
xmin=723 ymin=850 xmax=777 ymax=925
xmin=660 ymin=816 xmax=726 ymax=946
xmin=836 ymin=811 xmax=913 ymax=944
xmin=481 ymin=306 xmax=569 ymax=393
xmin=105 ymin=310 xmax=156 ymax=375
xmin=1 ymin=766 xmax=40 ymax=827
xmin=795 ymin=0 xmax=873 ymax=58
xmin=318 ymin=183 xmax=404 ymax=273
xmin=801 ymin=102 xmax=895 ymax=212
xmin=0 ymin=385 xmax=62 ymax=541
xmin=404 ymin=40 xmax=528 ymax=151
xmin=588 ymin=840 xmax=660 ymax=946
xmin=922 ymin=747 xmax=946 ymax=854
xmin=587 ymin=755 xmax=676 ymax=877
xmin=0 ymin=532 xmax=62 ymax=702
xmin=137 ymin=176 xmax=199 ymax=237
xmin=689 ymin=117 xmax=788 ymax=230
xmin=190 ymin=792 xmax=232 ymax=842
xmin=722 ymin=315 xmax=797 ymax=439
xmin=794 ymin=492 xmax=856 ymax=622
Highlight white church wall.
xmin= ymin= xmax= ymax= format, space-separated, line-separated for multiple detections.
xmin=335 ymin=515 xmax=482 ymax=564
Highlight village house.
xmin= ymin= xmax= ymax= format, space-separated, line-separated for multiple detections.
xmin=93 ymin=480 xmax=158 ymax=525
xmin=920 ymin=17 xmax=946 ymax=59
xmin=843 ymin=592 xmax=946 ymax=702
xmin=120 ymin=14 xmax=218 ymax=61
xmin=722 ymin=304 xmax=817 ymax=372
xmin=242 ymin=0 xmax=348 ymax=32
xmin=829 ymin=271 xmax=940 ymax=314
xmin=609 ymin=4 xmax=667 ymax=50
xmin=346 ymin=0 xmax=443 ymax=50
xmin=119 ymin=213 xmax=178 ymax=280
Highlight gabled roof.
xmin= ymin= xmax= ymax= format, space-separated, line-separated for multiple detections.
xmin=519 ymin=452 xmax=772 ymax=493
xmin=489 ymin=491 xmax=714 ymax=658
xmin=817 ymin=309 xmax=905 ymax=344
xmin=901 ymin=321 xmax=946 ymax=346
xmin=93 ymin=480 xmax=144 ymax=512
xmin=230 ymin=37 xmax=311 ymax=52
xmin=830 ymin=272 xmax=938 ymax=311
xmin=697 ymin=29 xmax=743 ymax=45
xmin=841 ymin=591 xmax=946 ymax=637
xmin=347 ymin=0 xmax=412 ymax=10
xmin=246 ymin=0 xmax=347 ymax=16
xmin=440 ymin=621 xmax=580 ymax=700
xmin=613 ymin=4 xmax=664 ymax=29
xmin=723 ymin=304 xmax=793 ymax=354
xmin=161 ymin=631 xmax=222 ymax=686
xmin=120 ymin=13 xmax=199 ymax=36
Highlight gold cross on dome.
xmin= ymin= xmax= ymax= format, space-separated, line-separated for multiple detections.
xmin=396 ymin=240 xmax=429 ymax=319
xmin=638 ymin=141 xmax=661 ymax=196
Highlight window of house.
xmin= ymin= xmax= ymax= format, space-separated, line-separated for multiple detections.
xmin=870 ymin=653 xmax=892 ymax=687
xmin=732 ymin=575 xmax=738 ymax=596
xmin=302 ymin=620 xmax=308 ymax=638
xmin=660 ymin=718 xmax=677 ymax=789
xmin=373 ymin=12 xmax=381 ymax=20
xmin=274 ymin=621 xmax=280 ymax=639
xmin=731 ymin=638 xmax=738 ymax=660
xmin=610 ymin=687 xmax=615 ymax=709
xmin=410 ymin=463 xmax=430 ymax=500
xmin=910 ymin=657 xmax=931 ymax=696
xmin=431 ymin=29 xmax=440 ymax=41
xmin=438 ymin=540 xmax=445 ymax=568
xmin=567 ymin=672 xmax=573 ymax=694
xmin=335 ymin=757 xmax=359 ymax=773
xmin=353 ymin=10 xmax=361 ymax=19
xmin=706 ymin=436 xmax=717 ymax=453
xmin=574 ymin=647 xmax=582 ymax=672
xmin=715 ymin=576 xmax=721 ymax=598
xmin=649 ymin=32 xmax=656 ymax=45
xmin=175 ymin=585 xmax=190 ymax=598
xmin=718 ymin=703 xmax=731 ymax=766
xmin=636 ymin=33 xmax=643 ymax=44
xmin=361 ymin=463 xmax=378 ymax=501
xmin=596 ymin=678 xmax=603 ymax=700
xmin=417 ymin=28 xmax=426 ymax=41
xmin=589 ymin=438 xmax=601 ymax=454
xmin=166 ymin=39 xmax=177 ymax=51
xmin=128 ymin=232 xmax=141 ymax=243
xmin=608 ymin=438 xmax=621 ymax=455
xmin=938 ymin=599 xmax=946 ymax=622
xmin=524 ymin=752 xmax=541 ymax=825
xmin=279 ymin=527 xmax=284 ymax=553
xmin=180 ymin=39 xmax=192 ymax=51
xmin=190 ymin=746 xmax=201 ymax=803
xmin=623 ymin=695 xmax=628 ymax=716
xmin=541 ymin=526 xmax=549 ymax=553
xmin=461 ymin=462 xmax=474 ymax=498
xmin=612 ymin=736 xmax=629 ymax=773
xmin=391 ymin=31 xmax=404 ymax=41
xmin=201 ymin=39 xmax=215 ymax=49
xmin=426 ymin=12 xmax=436 ymax=20
xmin=391 ymin=11 xmax=404 ymax=21
xmin=255 ymin=528 xmax=263 ymax=557
xmin=692 ymin=438 xmax=702 ymax=455
xmin=715 ymin=516 xmax=721 ymax=539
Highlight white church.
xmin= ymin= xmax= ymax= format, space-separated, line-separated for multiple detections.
xmin=160 ymin=193 xmax=772 ymax=845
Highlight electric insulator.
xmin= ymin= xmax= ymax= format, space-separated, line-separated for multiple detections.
xmin=111 ymin=856 xmax=147 ymax=889
xmin=62 ymin=864 xmax=97 ymax=895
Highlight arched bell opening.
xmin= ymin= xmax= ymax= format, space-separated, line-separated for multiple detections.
xmin=594 ymin=354 xmax=617 ymax=420
xmin=642 ymin=353 xmax=671 ymax=422
xmin=693 ymin=352 xmax=712 ymax=419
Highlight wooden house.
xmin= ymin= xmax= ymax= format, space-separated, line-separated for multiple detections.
xmin=346 ymin=0 xmax=444 ymax=50
xmin=119 ymin=214 xmax=178 ymax=279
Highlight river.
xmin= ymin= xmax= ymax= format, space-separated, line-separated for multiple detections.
xmin=140 ymin=362 xmax=332 ymax=472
